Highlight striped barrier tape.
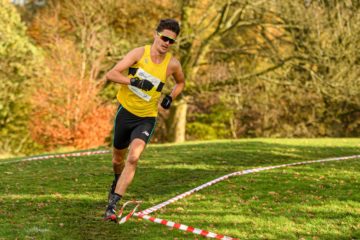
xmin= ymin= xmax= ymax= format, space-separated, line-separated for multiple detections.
xmin=3 ymin=149 xmax=359 ymax=239
xmin=118 ymin=154 xmax=359 ymax=239
xmin=117 ymin=200 xmax=142 ymax=224
xmin=0 ymin=149 xmax=111 ymax=165
xmin=135 ymin=213 xmax=238 ymax=240
xmin=117 ymin=201 xmax=238 ymax=239
xmin=137 ymin=154 xmax=360 ymax=216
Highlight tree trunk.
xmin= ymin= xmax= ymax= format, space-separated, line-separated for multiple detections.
xmin=166 ymin=99 xmax=188 ymax=142
xmin=166 ymin=0 xmax=242 ymax=143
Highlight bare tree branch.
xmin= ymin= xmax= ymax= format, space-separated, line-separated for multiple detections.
xmin=209 ymin=56 xmax=308 ymax=89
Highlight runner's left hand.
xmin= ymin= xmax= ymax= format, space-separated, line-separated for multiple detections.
xmin=161 ymin=95 xmax=172 ymax=109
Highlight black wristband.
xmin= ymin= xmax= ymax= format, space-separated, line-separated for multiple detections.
xmin=161 ymin=95 xmax=172 ymax=109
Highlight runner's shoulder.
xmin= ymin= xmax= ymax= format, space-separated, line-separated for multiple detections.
xmin=127 ymin=47 xmax=145 ymax=61
xmin=170 ymin=57 xmax=183 ymax=75
xmin=169 ymin=56 xmax=181 ymax=69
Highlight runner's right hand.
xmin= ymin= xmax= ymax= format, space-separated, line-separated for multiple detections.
xmin=130 ymin=77 xmax=154 ymax=91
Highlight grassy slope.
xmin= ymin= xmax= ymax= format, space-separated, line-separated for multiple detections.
xmin=0 ymin=139 xmax=359 ymax=240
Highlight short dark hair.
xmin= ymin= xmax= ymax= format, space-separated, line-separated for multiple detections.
xmin=156 ymin=19 xmax=180 ymax=36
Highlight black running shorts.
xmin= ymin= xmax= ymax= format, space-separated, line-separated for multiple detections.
xmin=113 ymin=105 xmax=156 ymax=149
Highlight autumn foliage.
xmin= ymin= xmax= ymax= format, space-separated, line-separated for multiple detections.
xmin=30 ymin=39 xmax=115 ymax=150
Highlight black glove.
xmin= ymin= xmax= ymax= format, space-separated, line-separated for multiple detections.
xmin=130 ymin=77 xmax=154 ymax=91
xmin=161 ymin=95 xmax=172 ymax=109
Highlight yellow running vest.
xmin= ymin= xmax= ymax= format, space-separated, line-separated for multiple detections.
xmin=116 ymin=45 xmax=172 ymax=117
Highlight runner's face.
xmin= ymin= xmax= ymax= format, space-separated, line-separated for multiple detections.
xmin=154 ymin=29 xmax=177 ymax=54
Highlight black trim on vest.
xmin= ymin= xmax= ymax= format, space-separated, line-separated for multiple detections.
xmin=156 ymin=82 xmax=164 ymax=92
xmin=128 ymin=67 xmax=138 ymax=76
xmin=129 ymin=67 xmax=164 ymax=92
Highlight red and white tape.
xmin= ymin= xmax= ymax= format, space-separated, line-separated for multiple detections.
xmin=0 ymin=149 xmax=110 ymax=164
xmin=135 ymin=213 xmax=238 ymax=240
xmin=117 ymin=201 xmax=238 ymax=239
xmin=117 ymin=200 xmax=142 ymax=224
xmin=119 ymin=155 xmax=359 ymax=239
xmin=3 ymin=150 xmax=359 ymax=239
xmin=137 ymin=154 xmax=360 ymax=215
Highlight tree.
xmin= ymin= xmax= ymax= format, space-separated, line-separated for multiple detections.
xmin=163 ymin=0 xmax=230 ymax=142
xmin=206 ymin=0 xmax=360 ymax=137
xmin=281 ymin=0 xmax=360 ymax=136
xmin=166 ymin=0 xmax=289 ymax=142
xmin=30 ymin=39 xmax=115 ymax=150
xmin=26 ymin=0 xmax=175 ymax=149
xmin=0 ymin=0 xmax=43 ymax=154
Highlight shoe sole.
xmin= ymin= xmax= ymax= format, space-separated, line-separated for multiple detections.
xmin=103 ymin=214 xmax=117 ymax=222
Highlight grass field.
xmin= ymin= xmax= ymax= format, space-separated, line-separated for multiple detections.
xmin=0 ymin=139 xmax=359 ymax=240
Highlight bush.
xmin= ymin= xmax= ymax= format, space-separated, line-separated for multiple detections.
xmin=186 ymin=122 xmax=217 ymax=140
xmin=186 ymin=102 xmax=235 ymax=140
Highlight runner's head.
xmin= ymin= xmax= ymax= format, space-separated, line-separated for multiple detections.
xmin=154 ymin=19 xmax=180 ymax=54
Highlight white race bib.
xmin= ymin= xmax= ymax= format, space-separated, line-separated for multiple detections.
xmin=128 ymin=68 xmax=161 ymax=102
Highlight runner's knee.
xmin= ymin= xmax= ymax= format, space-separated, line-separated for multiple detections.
xmin=112 ymin=151 xmax=125 ymax=165
xmin=112 ymin=156 xmax=124 ymax=165
xmin=127 ymin=154 xmax=139 ymax=165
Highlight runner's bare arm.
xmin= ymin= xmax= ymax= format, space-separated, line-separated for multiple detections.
xmin=169 ymin=58 xmax=185 ymax=99
xmin=105 ymin=47 xmax=144 ymax=85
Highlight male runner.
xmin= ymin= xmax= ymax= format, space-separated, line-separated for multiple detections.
xmin=104 ymin=19 xmax=185 ymax=221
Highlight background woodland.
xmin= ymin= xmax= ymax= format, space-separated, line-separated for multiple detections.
xmin=1 ymin=0 xmax=359 ymax=155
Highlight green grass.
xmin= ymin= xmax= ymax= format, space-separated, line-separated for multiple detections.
xmin=0 ymin=139 xmax=359 ymax=240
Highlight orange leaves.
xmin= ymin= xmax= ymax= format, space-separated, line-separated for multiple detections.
xmin=29 ymin=39 xmax=115 ymax=150
xmin=73 ymin=104 xmax=115 ymax=149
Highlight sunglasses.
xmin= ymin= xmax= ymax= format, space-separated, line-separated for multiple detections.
xmin=157 ymin=32 xmax=176 ymax=44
